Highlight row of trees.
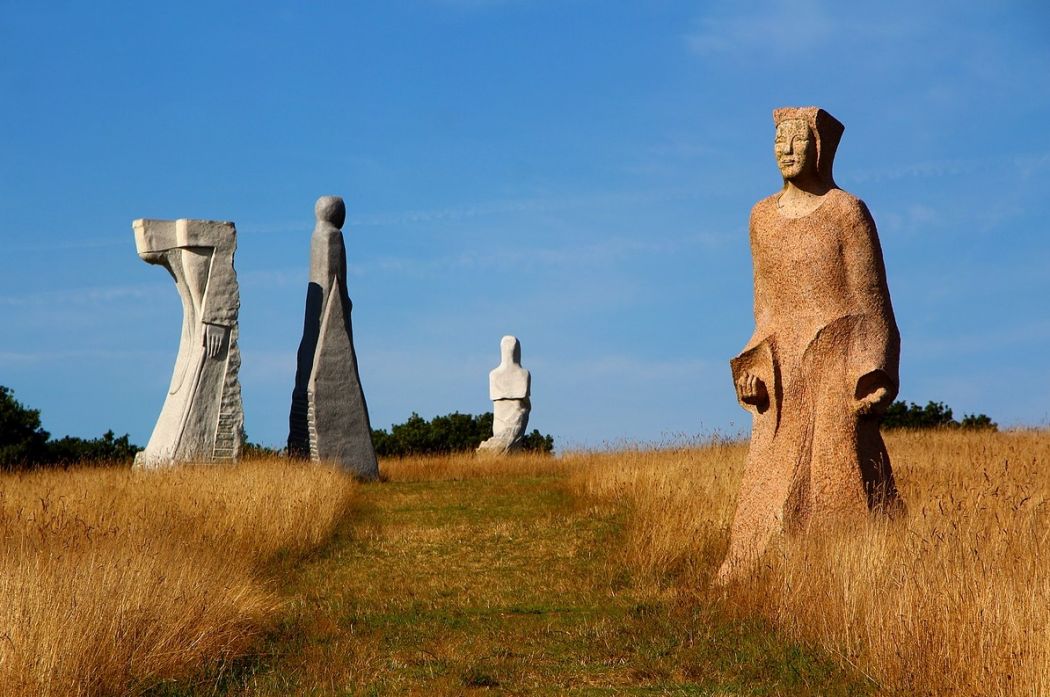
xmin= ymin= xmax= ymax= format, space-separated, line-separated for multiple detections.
xmin=0 ymin=384 xmax=999 ymax=469
xmin=0 ymin=386 xmax=141 ymax=468
xmin=371 ymin=412 xmax=554 ymax=457
xmin=881 ymin=400 xmax=997 ymax=431
xmin=0 ymin=385 xmax=556 ymax=468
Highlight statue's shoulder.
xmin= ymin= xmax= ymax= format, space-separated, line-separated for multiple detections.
xmin=489 ymin=365 xmax=530 ymax=400
xmin=823 ymin=187 xmax=870 ymax=213
xmin=750 ymin=193 xmax=779 ymax=215
xmin=825 ymin=188 xmax=876 ymax=228
xmin=748 ymin=193 xmax=780 ymax=229
xmin=312 ymin=223 xmax=344 ymax=242
xmin=310 ymin=225 xmax=347 ymax=257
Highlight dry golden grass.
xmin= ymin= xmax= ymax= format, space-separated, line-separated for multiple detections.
xmin=230 ymin=453 xmax=866 ymax=695
xmin=7 ymin=432 xmax=1042 ymax=695
xmin=567 ymin=429 xmax=1050 ymax=696
xmin=0 ymin=459 xmax=355 ymax=696
xmin=380 ymin=450 xmax=573 ymax=482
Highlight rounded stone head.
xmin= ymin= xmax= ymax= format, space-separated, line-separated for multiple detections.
xmin=500 ymin=335 xmax=522 ymax=366
xmin=315 ymin=196 xmax=346 ymax=229
xmin=772 ymin=107 xmax=843 ymax=187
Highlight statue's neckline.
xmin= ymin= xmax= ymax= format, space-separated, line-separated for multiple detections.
xmin=775 ymin=189 xmax=832 ymax=220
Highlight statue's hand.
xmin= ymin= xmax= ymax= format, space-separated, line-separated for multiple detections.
xmin=203 ymin=323 xmax=226 ymax=359
xmin=854 ymin=370 xmax=894 ymax=415
xmin=735 ymin=371 xmax=768 ymax=408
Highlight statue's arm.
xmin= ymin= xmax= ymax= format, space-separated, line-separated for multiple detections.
xmin=842 ymin=198 xmax=900 ymax=414
xmin=199 ymin=248 xmax=239 ymax=327
xmin=736 ymin=205 xmax=771 ymax=408
xmin=742 ymin=205 xmax=772 ymax=352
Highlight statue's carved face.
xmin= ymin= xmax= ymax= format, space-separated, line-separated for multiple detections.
xmin=774 ymin=119 xmax=814 ymax=180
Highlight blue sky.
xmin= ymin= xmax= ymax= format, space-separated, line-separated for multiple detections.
xmin=1 ymin=1 xmax=1048 ymax=449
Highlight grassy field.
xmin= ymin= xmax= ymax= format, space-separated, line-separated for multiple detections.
xmin=569 ymin=430 xmax=1050 ymax=696
xmin=2 ymin=430 xmax=1047 ymax=695
xmin=212 ymin=455 xmax=865 ymax=695
xmin=0 ymin=461 xmax=354 ymax=695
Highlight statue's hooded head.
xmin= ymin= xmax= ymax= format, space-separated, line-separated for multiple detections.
xmin=773 ymin=107 xmax=844 ymax=188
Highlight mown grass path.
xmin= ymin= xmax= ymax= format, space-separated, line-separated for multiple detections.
xmin=210 ymin=473 xmax=869 ymax=696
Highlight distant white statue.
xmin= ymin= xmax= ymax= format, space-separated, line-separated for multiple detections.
xmin=132 ymin=218 xmax=243 ymax=468
xmin=477 ymin=335 xmax=531 ymax=454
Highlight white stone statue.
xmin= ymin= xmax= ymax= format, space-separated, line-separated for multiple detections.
xmin=132 ymin=219 xmax=243 ymax=468
xmin=477 ymin=335 xmax=531 ymax=454
xmin=288 ymin=196 xmax=379 ymax=479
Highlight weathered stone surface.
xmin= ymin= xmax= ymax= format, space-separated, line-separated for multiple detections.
xmin=288 ymin=196 xmax=379 ymax=480
xmin=133 ymin=219 xmax=243 ymax=468
xmin=718 ymin=107 xmax=903 ymax=581
xmin=477 ymin=336 xmax=531 ymax=455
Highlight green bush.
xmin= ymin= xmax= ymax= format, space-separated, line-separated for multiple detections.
xmin=0 ymin=385 xmax=142 ymax=468
xmin=0 ymin=385 xmax=50 ymax=466
xmin=372 ymin=411 xmax=554 ymax=457
xmin=242 ymin=432 xmax=280 ymax=459
xmin=881 ymin=400 xmax=997 ymax=431
xmin=45 ymin=430 xmax=142 ymax=465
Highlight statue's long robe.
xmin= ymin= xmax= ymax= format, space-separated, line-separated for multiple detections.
xmin=721 ymin=187 xmax=901 ymax=574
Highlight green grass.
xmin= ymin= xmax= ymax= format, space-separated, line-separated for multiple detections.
xmin=166 ymin=472 xmax=873 ymax=696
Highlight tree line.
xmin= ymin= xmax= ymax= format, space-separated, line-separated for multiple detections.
xmin=881 ymin=400 xmax=997 ymax=431
xmin=370 ymin=411 xmax=554 ymax=458
xmin=0 ymin=385 xmax=555 ymax=468
xmin=0 ymin=386 xmax=141 ymax=468
xmin=0 ymin=384 xmax=997 ymax=469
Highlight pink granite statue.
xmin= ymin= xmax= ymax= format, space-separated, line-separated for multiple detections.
xmin=718 ymin=107 xmax=903 ymax=581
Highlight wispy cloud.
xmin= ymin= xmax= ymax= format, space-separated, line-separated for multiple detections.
xmin=686 ymin=0 xmax=917 ymax=59
xmin=0 ymin=349 xmax=171 ymax=366
xmin=688 ymin=0 xmax=835 ymax=56
xmin=6 ymin=237 xmax=128 ymax=253
xmin=338 ymin=230 xmax=731 ymax=280
xmin=243 ymin=187 xmax=701 ymax=235
xmin=0 ymin=283 xmax=168 ymax=307
xmin=847 ymin=157 xmax=981 ymax=184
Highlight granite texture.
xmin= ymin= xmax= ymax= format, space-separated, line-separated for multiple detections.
xmin=718 ymin=107 xmax=903 ymax=581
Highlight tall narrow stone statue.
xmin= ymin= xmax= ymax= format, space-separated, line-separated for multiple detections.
xmin=718 ymin=107 xmax=903 ymax=581
xmin=132 ymin=219 xmax=244 ymax=468
xmin=477 ymin=335 xmax=531 ymax=455
xmin=288 ymin=196 xmax=379 ymax=480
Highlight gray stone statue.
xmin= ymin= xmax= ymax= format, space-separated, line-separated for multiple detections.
xmin=132 ymin=219 xmax=244 ymax=468
xmin=288 ymin=196 xmax=379 ymax=479
xmin=477 ymin=335 xmax=531 ymax=454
